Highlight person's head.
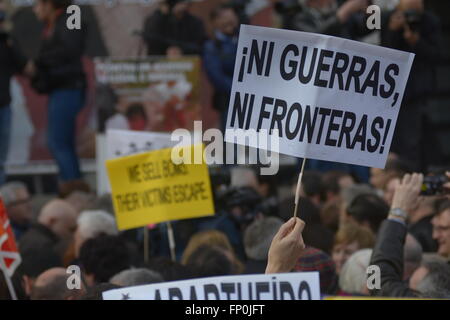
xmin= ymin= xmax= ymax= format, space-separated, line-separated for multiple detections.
xmin=332 ymin=222 xmax=375 ymax=274
xmin=341 ymin=184 xmax=377 ymax=210
xmin=74 ymin=210 xmax=118 ymax=257
xmin=244 ymin=217 xmax=284 ymax=261
xmin=185 ymin=244 xmax=235 ymax=278
xmin=166 ymin=0 xmax=189 ymax=18
xmin=0 ymin=181 xmax=33 ymax=226
xmin=339 ymin=249 xmax=373 ymax=295
xmin=294 ymin=247 xmax=338 ymax=295
xmin=398 ymin=0 xmax=424 ymax=13
xmin=409 ymin=256 xmax=450 ymax=298
xmin=78 ymin=235 xmax=132 ymax=286
xmin=64 ymin=191 xmax=96 ymax=214
xmin=320 ymin=199 xmax=341 ymax=233
xmin=432 ymin=200 xmax=450 ymax=258
xmin=230 ymin=166 xmax=275 ymax=197
xmin=30 ymin=267 xmax=86 ymax=300
xmin=322 ymin=171 xmax=355 ymax=202
xmin=300 ymin=171 xmax=326 ymax=207
xmin=280 ymin=195 xmax=321 ymax=225
xmin=125 ymin=103 xmax=147 ymax=131
xmin=145 ymin=257 xmax=194 ymax=282
xmin=181 ymin=230 xmax=244 ymax=273
xmin=346 ymin=193 xmax=389 ymax=234
xmin=211 ymin=4 xmax=239 ymax=36
xmin=91 ymin=193 xmax=115 ymax=215
xmin=403 ymin=234 xmax=423 ymax=280
xmin=16 ymin=246 xmax=62 ymax=297
xmin=370 ymin=156 xmax=411 ymax=190
xmin=302 ymin=223 xmax=334 ymax=254
xmin=38 ymin=199 xmax=77 ymax=241
xmin=230 ymin=167 xmax=260 ymax=195
xmin=254 ymin=167 xmax=279 ymax=199
xmin=110 ymin=268 xmax=163 ymax=287
xmin=33 ymin=0 xmax=71 ymax=22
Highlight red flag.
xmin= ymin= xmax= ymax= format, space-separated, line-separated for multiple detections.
xmin=0 ymin=198 xmax=21 ymax=277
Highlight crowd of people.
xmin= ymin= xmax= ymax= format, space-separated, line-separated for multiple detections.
xmin=0 ymin=0 xmax=449 ymax=300
xmin=1 ymin=162 xmax=449 ymax=300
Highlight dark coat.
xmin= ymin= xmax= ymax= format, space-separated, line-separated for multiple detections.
xmin=143 ymin=9 xmax=206 ymax=56
xmin=32 ymin=12 xmax=86 ymax=94
xmin=203 ymin=32 xmax=238 ymax=111
xmin=369 ymin=219 xmax=419 ymax=297
xmin=18 ymin=223 xmax=61 ymax=256
xmin=380 ymin=11 xmax=442 ymax=102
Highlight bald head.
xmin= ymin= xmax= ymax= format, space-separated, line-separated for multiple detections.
xmin=38 ymin=199 xmax=77 ymax=240
xmin=34 ymin=267 xmax=67 ymax=288
xmin=399 ymin=0 xmax=424 ymax=12
xmin=31 ymin=267 xmax=85 ymax=300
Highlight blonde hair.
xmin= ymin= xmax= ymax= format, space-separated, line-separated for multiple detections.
xmin=181 ymin=230 xmax=244 ymax=274
xmin=334 ymin=222 xmax=375 ymax=249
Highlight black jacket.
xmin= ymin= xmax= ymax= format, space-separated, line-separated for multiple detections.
xmin=381 ymin=11 xmax=442 ymax=103
xmin=32 ymin=13 xmax=86 ymax=94
xmin=0 ymin=32 xmax=26 ymax=107
xmin=18 ymin=223 xmax=61 ymax=256
xmin=143 ymin=9 xmax=206 ymax=56
xmin=369 ymin=219 xmax=419 ymax=297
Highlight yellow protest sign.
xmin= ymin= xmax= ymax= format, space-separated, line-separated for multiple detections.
xmin=106 ymin=144 xmax=214 ymax=230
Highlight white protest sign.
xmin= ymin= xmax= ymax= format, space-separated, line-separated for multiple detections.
xmin=225 ymin=25 xmax=415 ymax=168
xmin=97 ymin=129 xmax=201 ymax=195
xmin=102 ymin=272 xmax=320 ymax=300
xmin=106 ymin=129 xmax=174 ymax=160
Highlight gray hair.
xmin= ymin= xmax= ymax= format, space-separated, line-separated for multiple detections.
xmin=110 ymin=268 xmax=163 ymax=287
xmin=339 ymin=249 xmax=373 ymax=295
xmin=417 ymin=257 xmax=450 ymax=299
xmin=77 ymin=210 xmax=118 ymax=239
xmin=0 ymin=181 xmax=28 ymax=206
xmin=244 ymin=217 xmax=284 ymax=261
xmin=404 ymin=234 xmax=423 ymax=264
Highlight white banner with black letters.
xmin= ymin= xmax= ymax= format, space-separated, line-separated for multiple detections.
xmin=102 ymin=272 xmax=320 ymax=300
xmin=225 ymin=25 xmax=414 ymax=168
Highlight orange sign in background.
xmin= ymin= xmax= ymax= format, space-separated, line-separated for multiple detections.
xmin=0 ymin=199 xmax=21 ymax=277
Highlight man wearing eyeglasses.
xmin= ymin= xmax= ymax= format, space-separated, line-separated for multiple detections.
xmin=432 ymin=199 xmax=450 ymax=262
xmin=0 ymin=181 xmax=33 ymax=241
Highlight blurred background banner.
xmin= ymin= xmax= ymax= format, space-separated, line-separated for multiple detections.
xmin=95 ymin=56 xmax=202 ymax=133
xmin=5 ymin=0 xmax=274 ymax=169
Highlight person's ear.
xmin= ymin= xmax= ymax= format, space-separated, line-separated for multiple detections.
xmin=84 ymin=273 xmax=95 ymax=287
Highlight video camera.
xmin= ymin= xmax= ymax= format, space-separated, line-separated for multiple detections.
xmin=421 ymin=175 xmax=449 ymax=196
